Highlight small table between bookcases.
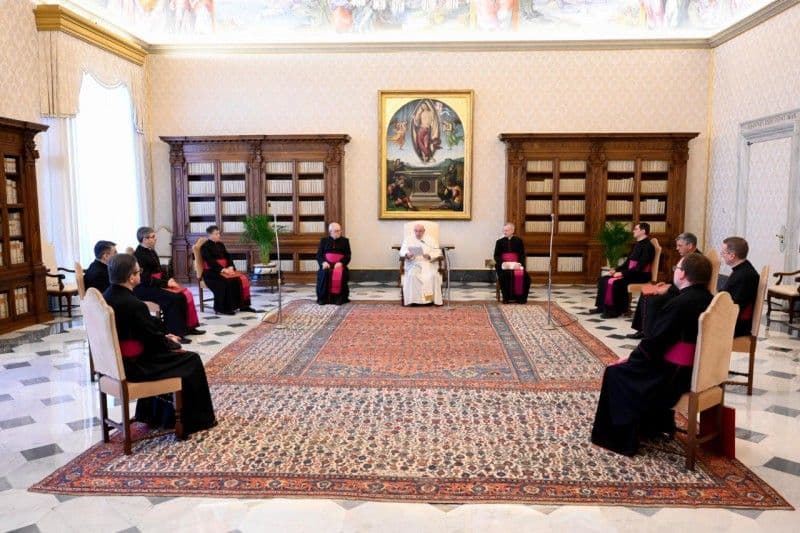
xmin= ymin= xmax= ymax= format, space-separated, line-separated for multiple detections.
xmin=250 ymin=270 xmax=281 ymax=293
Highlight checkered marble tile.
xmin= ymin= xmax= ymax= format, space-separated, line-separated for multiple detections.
xmin=0 ymin=284 xmax=798 ymax=532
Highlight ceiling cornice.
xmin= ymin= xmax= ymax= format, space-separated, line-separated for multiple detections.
xmin=34 ymin=4 xmax=147 ymax=66
xmin=708 ymin=0 xmax=800 ymax=48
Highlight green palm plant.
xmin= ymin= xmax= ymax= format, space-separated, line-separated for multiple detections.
xmin=240 ymin=214 xmax=278 ymax=264
xmin=597 ymin=221 xmax=633 ymax=268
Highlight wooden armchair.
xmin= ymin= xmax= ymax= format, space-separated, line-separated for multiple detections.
xmin=46 ymin=267 xmax=79 ymax=318
xmin=673 ymin=291 xmax=739 ymax=470
xmin=81 ymin=288 xmax=184 ymax=455
xmin=397 ymin=220 xmax=447 ymax=305
xmin=626 ymin=237 xmax=661 ymax=315
xmin=725 ymin=265 xmax=769 ymax=395
xmin=705 ymin=249 xmax=721 ymax=294
xmin=191 ymin=238 xmax=214 ymax=312
xmin=766 ymin=269 xmax=800 ymax=324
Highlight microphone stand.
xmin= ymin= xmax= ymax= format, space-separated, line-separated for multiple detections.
xmin=544 ymin=213 xmax=556 ymax=330
xmin=441 ymin=246 xmax=452 ymax=308
xmin=262 ymin=207 xmax=284 ymax=327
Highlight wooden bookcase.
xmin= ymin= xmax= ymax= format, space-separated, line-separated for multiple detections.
xmin=0 ymin=117 xmax=50 ymax=333
xmin=162 ymin=134 xmax=349 ymax=283
xmin=499 ymin=133 xmax=698 ymax=284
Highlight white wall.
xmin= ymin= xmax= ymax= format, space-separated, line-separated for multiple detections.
xmin=0 ymin=0 xmax=39 ymax=123
xmin=147 ymin=48 xmax=710 ymax=269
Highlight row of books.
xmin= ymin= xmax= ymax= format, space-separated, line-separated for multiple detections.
xmin=558 ymin=221 xmax=585 ymax=233
xmin=188 ymin=162 xmax=214 ymax=176
xmin=557 ymin=256 xmax=584 ymax=272
xmin=7 ymin=212 xmax=22 ymax=237
xmin=188 ymin=201 xmax=216 ymax=216
xmin=268 ymin=259 xmax=294 ymax=272
xmin=298 ymin=200 xmax=326 ymax=215
xmin=299 ymin=259 xmax=319 ymax=272
xmin=0 ymin=289 xmax=28 ymax=318
xmin=641 ymin=160 xmax=670 ymax=172
xmin=232 ymin=259 xmax=248 ymax=272
xmin=606 ymin=200 xmax=633 ymax=215
xmin=640 ymin=199 xmax=666 ymax=215
xmin=9 ymin=240 xmax=24 ymax=264
xmin=559 ymin=179 xmax=585 ymax=193
xmin=526 ymin=200 xmax=552 ymax=214
xmin=0 ymin=293 xmax=6 ymax=319
xmin=526 ymin=257 xmax=551 ymax=272
xmin=5 ymin=180 xmax=18 ymax=203
xmin=188 ymin=181 xmax=215 ymax=195
xmin=607 ymin=177 xmax=634 ymax=194
xmin=608 ymin=160 xmax=634 ymax=172
xmin=220 ymin=161 xmax=246 ymax=175
xmin=3 ymin=157 xmax=17 ymax=174
xmin=558 ymin=199 xmax=585 ymax=214
xmin=222 ymin=221 xmax=245 ymax=233
xmin=526 ymin=179 xmax=553 ymax=193
xmin=266 ymin=180 xmax=293 ymax=194
xmin=640 ymin=180 xmax=668 ymax=194
xmin=649 ymin=221 xmax=667 ymax=233
xmin=525 ymin=221 xmax=551 ymax=233
xmin=298 ymin=179 xmax=325 ymax=195
xmin=266 ymin=161 xmax=293 ymax=174
xmin=222 ymin=201 xmax=247 ymax=215
xmin=221 ymin=180 xmax=246 ymax=194
xmin=268 ymin=201 xmax=294 ymax=215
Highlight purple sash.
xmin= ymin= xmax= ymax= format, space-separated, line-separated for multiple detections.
xmin=501 ymin=252 xmax=524 ymax=295
xmin=664 ymin=341 xmax=696 ymax=367
xmin=325 ymin=252 xmax=345 ymax=295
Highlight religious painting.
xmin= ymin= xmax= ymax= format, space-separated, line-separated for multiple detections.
xmin=379 ymin=90 xmax=473 ymax=220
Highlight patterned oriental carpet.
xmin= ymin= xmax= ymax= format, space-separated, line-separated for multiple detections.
xmin=32 ymin=301 xmax=791 ymax=508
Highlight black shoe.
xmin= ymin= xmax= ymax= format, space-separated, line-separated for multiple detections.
xmin=240 ymin=306 xmax=258 ymax=313
xmin=626 ymin=331 xmax=645 ymax=339
xmin=600 ymin=312 xmax=619 ymax=319
xmin=588 ymin=307 xmax=602 ymax=314
xmin=186 ymin=328 xmax=206 ymax=335
xmin=216 ymin=310 xmax=236 ymax=316
xmin=178 ymin=337 xmax=192 ymax=345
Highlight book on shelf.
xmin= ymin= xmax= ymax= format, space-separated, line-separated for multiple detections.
xmin=299 ymin=200 xmax=325 ymax=215
xmin=221 ymin=180 xmax=246 ymax=194
xmin=3 ymin=157 xmax=17 ymax=174
xmin=222 ymin=201 xmax=247 ymax=215
xmin=267 ymin=180 xmax=293 ymax=194
xmin=189 ymin=201 xmax=216 ymax=216
xmin=557 ymin=256 xmax=583 ymax=273
xmin=641 ymin=160 xmax=669 ymax=172
xmin=220 ymin=161 xmax=246 ymax=175
xmin=640 ymin=180 xmax=668 ymax=194
xmin=188 ymin=162 xmax=214 ymax=176
xmin=188 ymin=181 xmax=215 ymax=195
xmin=639 ymin=199 xmax=666 ymax=215
xmin=526 ymin=256 xmax=550 ymax=272
xmin=298 ymin=179 xmax=325 ymax=195
xmin=297 ymin=161 xmax=324 ymax=174
xmin=649 ymin=221 xmax=667 ymax=233
xmin=10 ymin=241 xmax=24 ymax=264
xmin=189 ymin=222 xmax=208 ymax=233
xmin=558 ymin=221 xmax=585 ymax=233
xmin=266 ymin=161 xmax=293 ymax=174
xmin=606 ymin=200 xmax=633 ymax=215
xmin=559 ymin=179 xmax=585 ymax=193
xmin=526 ymin=160 xmax=553 ymax=173
xmin=299 ymin=221 xmax=325 ymax=233
xmin=558 ymin=199 xmax=585 ymax=214
xmin=526 ymin=179 xmax=553 ymax=194
xmin=232 ymin=259 xmax=248 ymax=272
xmin=14 ymin=287 xmax=28 ymax=315
xmin=299 ymin=259 xmax=318 ymax=272
xmin=607 ymin=177 xmax=634 ymax=194
xmin=5 ymin=180 xmax=18 ymax=203
xmin=524 ymin=221 xmax=552 ymax=233
xmin=268 ymin=200 xmax=293 ymax=215
xmin=0 ymin=294 xmax=7 ymax=319
xmin=559 ymin=160 xmax=586 ymax=172
xmin=525 ymin=199 xmax=552 ymax=215
xmin=607 ymin=160 xmax=635 ymax=172
xmin=222 ymin=221 xmax=245 ymax=233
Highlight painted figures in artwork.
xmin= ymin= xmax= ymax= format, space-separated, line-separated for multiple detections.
xmin=412 ymin=100 xmax=441 ymax=163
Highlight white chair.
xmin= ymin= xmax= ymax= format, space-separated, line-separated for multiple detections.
xmin=725 ymin=265 xmax=769 ymax=395
xmin=398 ymin=220 xmax=446 ymax=305
xmin=673 ymin=291 xmax=739 ymax=470
xmin=81 ymin=288 xmax=184 ymax=455
xmin=705 ymin=249 xmax=721 ymax=295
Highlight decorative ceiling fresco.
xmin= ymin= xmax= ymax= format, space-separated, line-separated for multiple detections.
xmin=56 ymin=0 xmax=775 ymax=44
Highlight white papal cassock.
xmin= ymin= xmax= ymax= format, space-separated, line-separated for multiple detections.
xmin=400 ymin=236 xmax=443 ymax=306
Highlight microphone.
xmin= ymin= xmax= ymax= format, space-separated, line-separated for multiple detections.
xmin=544 ymin=213 xmax=555 ymax=330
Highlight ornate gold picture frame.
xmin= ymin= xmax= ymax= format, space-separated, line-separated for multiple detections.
xmin=379 ymin=90 xmax=473 ymax=219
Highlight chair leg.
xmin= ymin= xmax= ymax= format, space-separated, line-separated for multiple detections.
xmin=67 ymin=295 xmax=72 ymax=318
xmin=686 ymin=395 xmax=698 ymax=470
xmin=747 ymin=339 xmax=756 ymax=396
xmin=174 ymin=390 xmax=185 ymax=440
xmin=766 ymin=296 xmax=773 ymax=322
xmin=88 ymin=346 xmax=97 ymax=383
xmin=99 ymin=390 xmax=110 ymax=443
xmin=199 ymin=285 xmax=204 ymax=312
xmin=122 ymin=391 xmax=132 ymax=455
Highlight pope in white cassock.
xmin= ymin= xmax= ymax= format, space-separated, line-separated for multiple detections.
xmin=400 ymin=223 xmax=443 ymax=306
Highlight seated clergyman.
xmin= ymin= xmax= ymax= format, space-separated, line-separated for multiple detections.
xmin=493 ymin=222 xmax=531 ymax=304
xmin=591 ymin=253 xmax=713 ymax=456
xmin=103 ymin=253 xmax=217 ymax=435
xmin=400 ymin=223 xmax=443 ymax=306
xmin=316 ymin=222 xmax=351 ymax=305
xmin=84 ymin=240 xmax=117 ymax=293
xmin=200 ymin=225 xmax=256 ymax=315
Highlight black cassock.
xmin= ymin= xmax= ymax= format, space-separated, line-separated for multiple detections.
xmin=594 ymin=237 xmax=656 ymax=317
xmin=591 ymin=283 xmax=713 ymax=456
xmin=721 ymin=259 xmax=760 ymax=337
xmin=316 ymin=236 xmax=351 ymax=305
xmin=133 ymin=245 xmax=190 ymax=337
xmin=84 ymin=259 xmax=110 ymax=293
xmin=103 ymin=284 xmax=216 ymax=434
xmin=200 ymin=239 xmax=250 ymax=314
xmin=493 ymin=236 xmax=531 ymax=304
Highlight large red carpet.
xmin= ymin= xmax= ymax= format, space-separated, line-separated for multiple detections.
xmin=31 ymin=301 xmax=791 ymax=508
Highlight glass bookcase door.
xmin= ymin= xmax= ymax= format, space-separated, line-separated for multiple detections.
xmin=555 ymin=160 xmax=587 ymax=235
xmin=639 ymin=160 xmax=669 ymax=234
xmin=523 ymin=160 xmax=554 ymax=234
xmin=606 ymin=160 xmax=635 ymax=227
xmin=186 ymin=161 xmax=217 ymax=234
xmin=265 ymin=161 xmax=295 ymax=234
xmin=220 ymin=161 xmax=248 ymax=234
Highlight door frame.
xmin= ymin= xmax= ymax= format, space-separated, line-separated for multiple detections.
xmin=736 ymin=109 xmax=800 ymax=272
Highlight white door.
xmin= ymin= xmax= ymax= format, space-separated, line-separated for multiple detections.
xmin=745 ymin=137 xmax=793 ymax=276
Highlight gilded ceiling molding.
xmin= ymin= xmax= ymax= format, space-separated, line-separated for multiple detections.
xmin=33 ymin=4 xmax=147 ymax=66
xmin=709 ymin=0 xmax=800 ymax=48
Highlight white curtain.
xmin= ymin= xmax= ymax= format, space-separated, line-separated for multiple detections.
xmin=38 ymin=72 xmax=146 ymax=268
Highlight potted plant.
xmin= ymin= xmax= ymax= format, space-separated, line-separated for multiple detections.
xmin=597 ymin=221 xmax=633 ymax=270
xmin=240 ymin=214 xmax=278 ymax=273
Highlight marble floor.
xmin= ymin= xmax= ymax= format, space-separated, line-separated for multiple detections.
xmin=1 ymin=282 xmax=798 ymax=533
